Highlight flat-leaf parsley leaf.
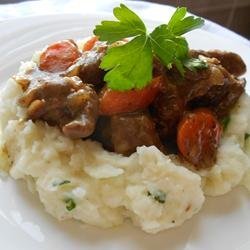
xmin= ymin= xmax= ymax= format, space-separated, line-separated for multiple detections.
xmin=94 ymin=4 xmax=205 ymax=90
xmin=100 ymin=35 xmax=152 ymax=90
xmin=94 ymin=4 xmax=146 ymax=43
xmin=167 ymin=7 xmax=204 ymax=35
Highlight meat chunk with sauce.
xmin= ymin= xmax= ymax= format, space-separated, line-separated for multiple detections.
xmin=105 ymin=112 xmax=164 ymax=156
xmin=91 ymin=116 xmax=113 ymax=151
xmin=62 ymin=85 xmax=99 ymax=138
xmin=184 ymin=61 xmax=245 ymax=118
xmin=65 ymin=41 xmax=106 ymax=88
xmin=150 ymin=80 xmax=184 ymax=140
xmin=190 ymin=50 xmax=246 ymax=77
xmin=17 ymin=69 xmax=98 ymax=138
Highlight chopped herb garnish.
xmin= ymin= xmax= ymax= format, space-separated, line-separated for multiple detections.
xmin=147 ymin=190 xmax=167 ymax=204
xmin=245 ymin=133 xmax=250 ymax=140
xmin=64 ymin=198 xmax=76 ymax=211
xmin=183 ymin=58 xmax=208 ymax=71
xmin=94 ymin=4 xmax=204 ymax=91
xmin=221 ymin=116 xmax=230 ymax=130
xmin=52 ymin=180 xmax=71 ymax=187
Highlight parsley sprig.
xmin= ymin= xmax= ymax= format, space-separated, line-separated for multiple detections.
xmin=94 ymin=4 xmax=205 ymax=91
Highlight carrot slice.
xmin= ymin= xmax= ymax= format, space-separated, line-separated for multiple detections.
xmin=39 ymin=40 xmax=80 ymax=73
xmin=99 ymin=76 xmax=164 ymax=116
xmin=177 ymin=108 xmax=222 ymax=169
xmin=83 ymin=36 xmax=98 ymax=51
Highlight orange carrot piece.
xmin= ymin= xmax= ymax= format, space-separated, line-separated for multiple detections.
xmin=99 ymin=76 xmax=164 ymax=116
xmin=39 ymin=40 xmax=80 ymax=73
xmin=177 ymin=108 xmax=222 ymax=168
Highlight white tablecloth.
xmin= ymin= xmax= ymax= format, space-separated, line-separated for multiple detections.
xmin=0 ymin=0 xmax=249 ymax=47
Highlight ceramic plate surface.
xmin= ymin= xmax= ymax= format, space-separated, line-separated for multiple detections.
xmin=0 ymin=13 xmax=250 ymax=250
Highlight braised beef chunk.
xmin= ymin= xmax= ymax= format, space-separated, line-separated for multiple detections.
xmin=110 ymin=112 xmax=164 ymax=156
xmin=184 ymin=65 xmax=211 ymax=82
xmin=91 ymin=116 xmax=113 ymax=151
xmin=18 ymin=69 xmax=98 ymax=138
xmin=80 ymin=51 xmax=105 ymax=85
xmin=153 ymin=57 xmax=167 ymax=77
xmin=62 ymin=85 xmax=99 ymax=138
xmin=185 ymin=63 xmax=245 ymax=118
xmin=65 ymin=42 xmax=106 ymax=88
xmin=65 ymin=51 xmax=105 ymax=86
xmin=151 ymin=82 xmax=184 ymax=139
xmin=190 ymin=50 xmax=246 ymax=77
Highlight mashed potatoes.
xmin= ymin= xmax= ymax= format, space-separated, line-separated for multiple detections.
xmin=0 ymin=56 xmax=250 ymax=233
xmin=199 ymin=94 xmax=250 ymax=196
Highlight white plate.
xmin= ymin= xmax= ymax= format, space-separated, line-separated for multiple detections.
xmin=0 ymin=13 xmax=250 ymax=250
